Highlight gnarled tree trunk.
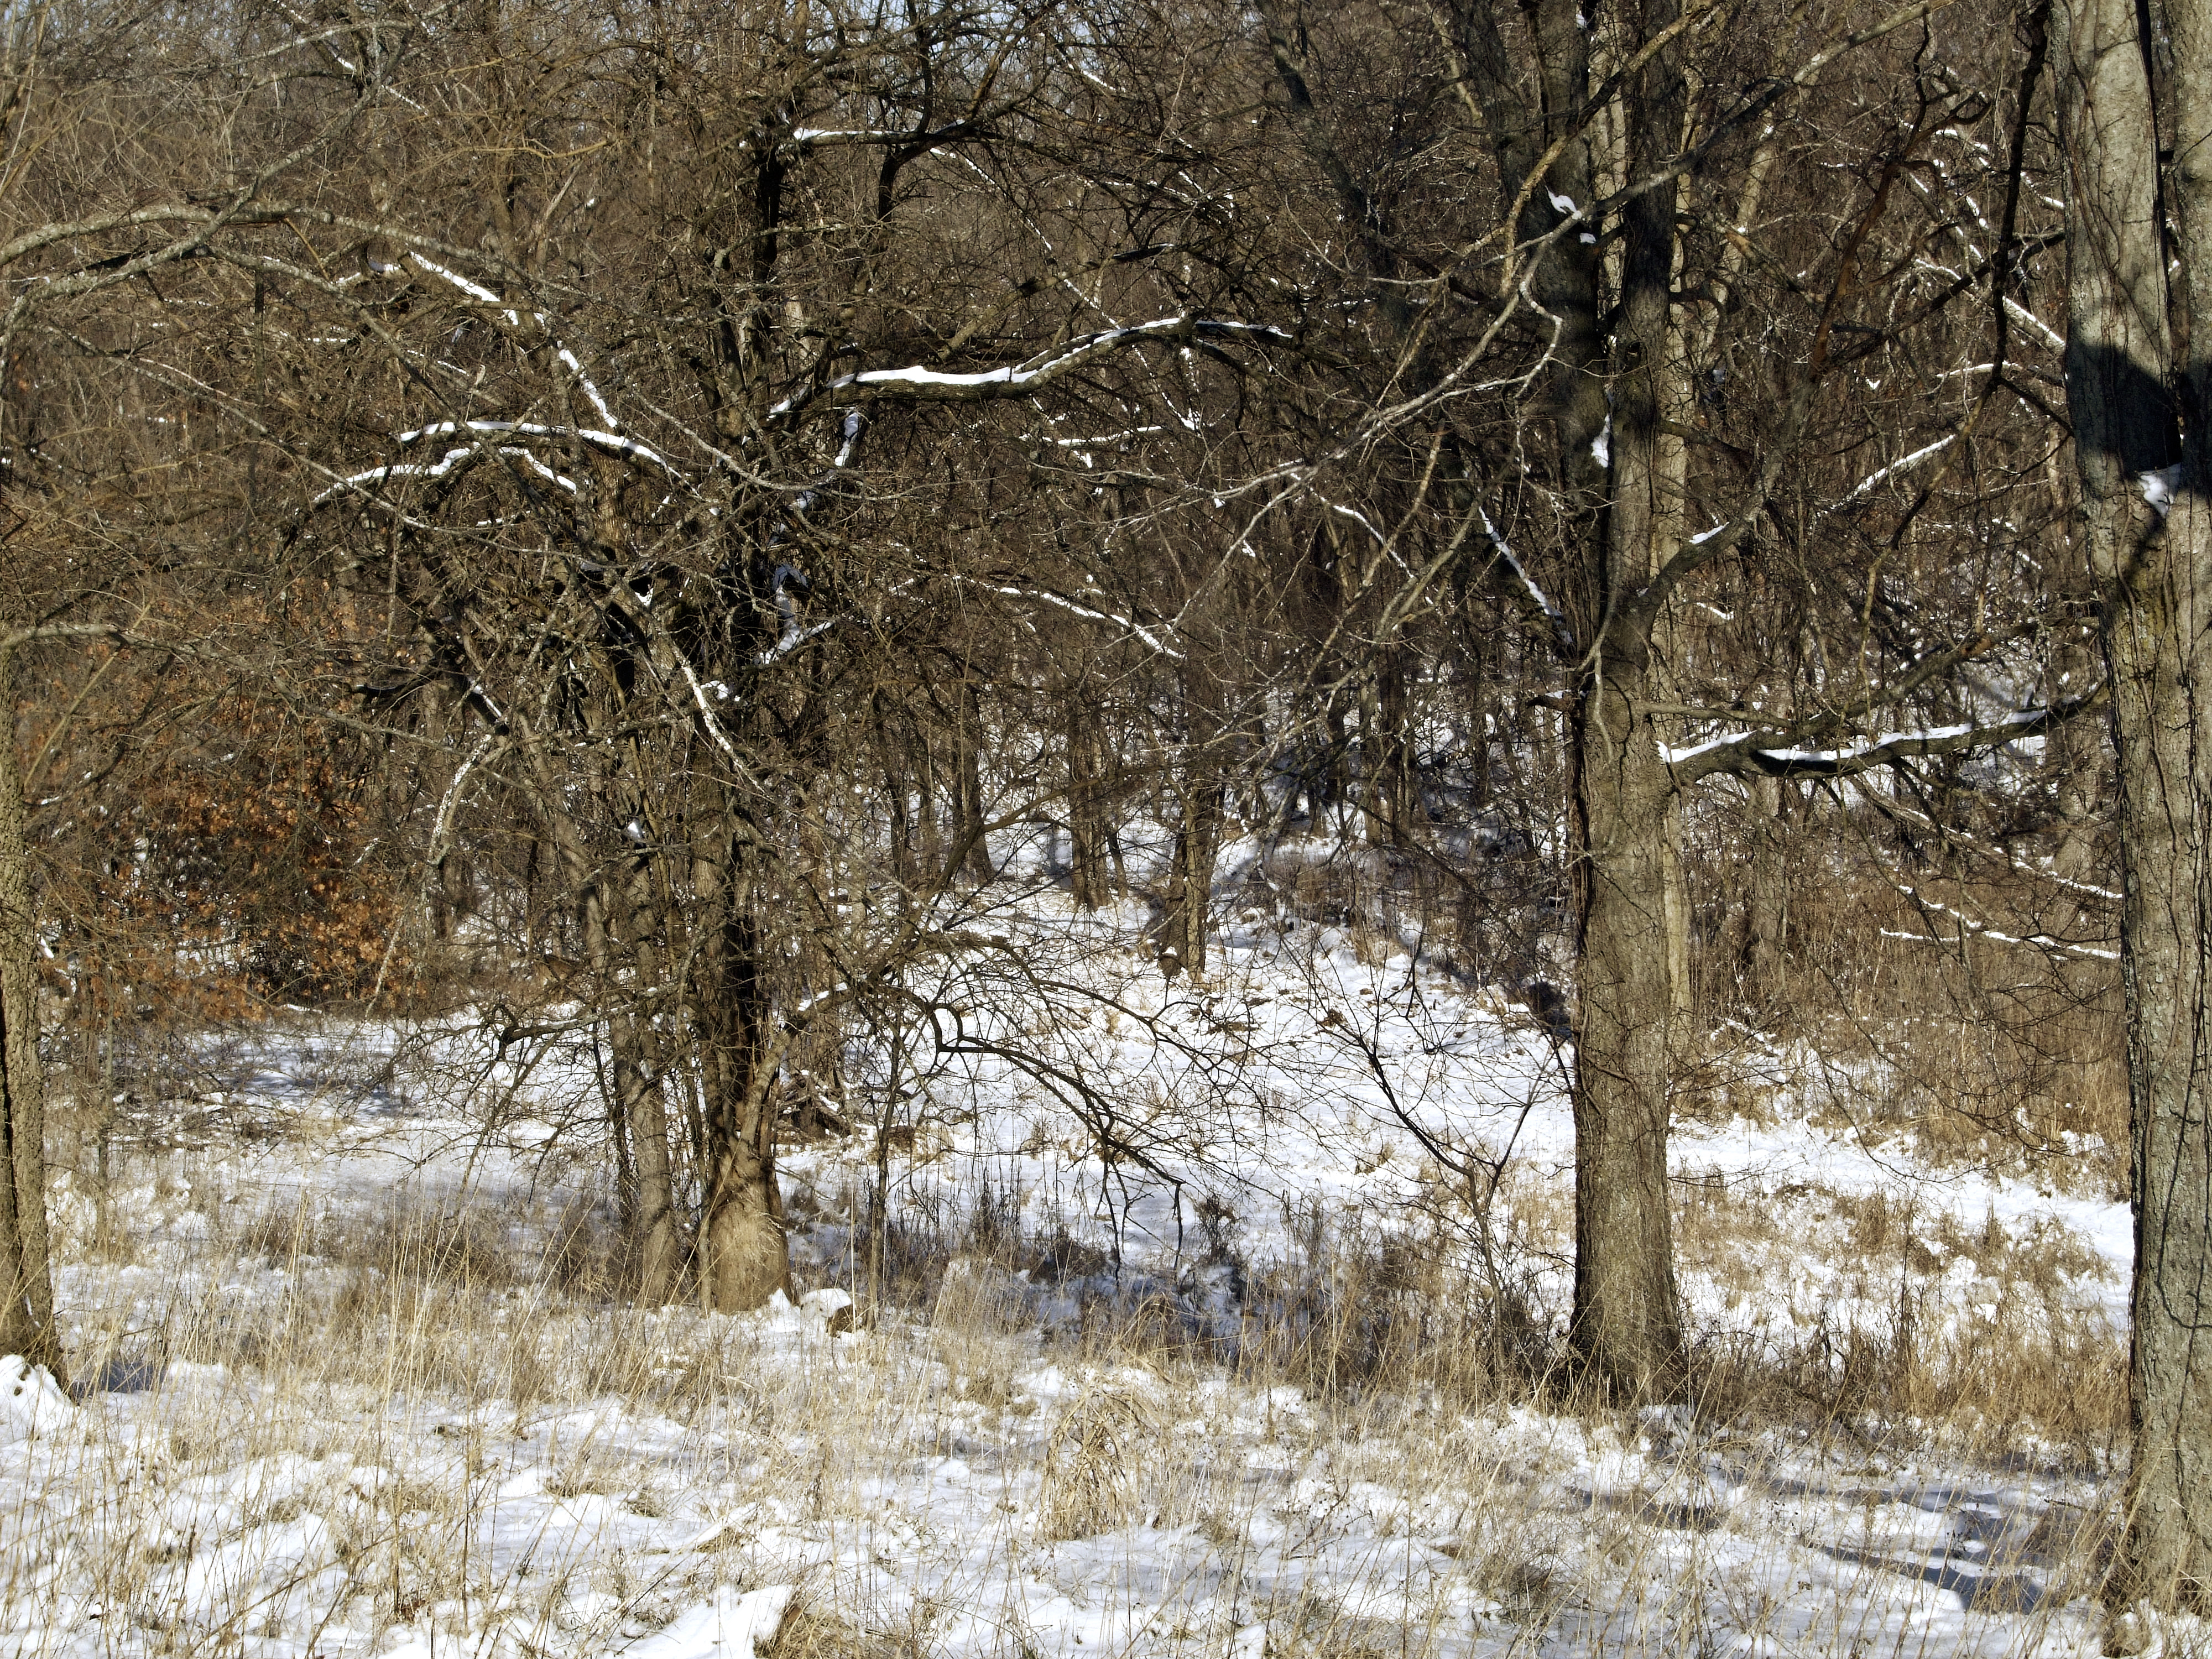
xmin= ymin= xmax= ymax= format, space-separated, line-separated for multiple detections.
xmin=693 ymin=828 xmax=790 ymax=1312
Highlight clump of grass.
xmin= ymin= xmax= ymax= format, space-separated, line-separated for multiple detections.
xmin=1040 ymin=1385 xmax=1155 ymax=1539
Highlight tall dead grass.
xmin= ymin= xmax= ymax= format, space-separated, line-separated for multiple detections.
xmin=10 ymin=1147 xmax=2130 ymax=1659
xmin=1681 ymin=797 xmax=2127 ymax=1197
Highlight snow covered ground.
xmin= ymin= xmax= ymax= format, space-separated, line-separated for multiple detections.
xmin=0 ymin=891 xmax=2137 ymax=1658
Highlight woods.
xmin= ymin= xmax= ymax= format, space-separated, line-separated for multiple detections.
xmin=0 ymin=0 xmax=2205 ymax=1634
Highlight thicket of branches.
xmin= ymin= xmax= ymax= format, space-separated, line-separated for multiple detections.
xmin=4 ymin=0 xmax=2203 ymax=1609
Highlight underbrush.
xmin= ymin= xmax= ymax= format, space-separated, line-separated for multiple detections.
xmin=12 ymin=1167 xmax=2124 ymax=1657
xmin=11 ymin=1072 xmax=2132 ymax=1657
xmin=65 ymin=1134 xmax=2128 ymax=1467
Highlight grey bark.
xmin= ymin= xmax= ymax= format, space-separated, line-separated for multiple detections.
xmin=0 ymin=643 xmax=61 ymax=1377
xmin=2058 ymin=0 xmax=2212 ymax=1609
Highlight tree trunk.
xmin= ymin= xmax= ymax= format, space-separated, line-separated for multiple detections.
xmin=1366 ymin=647 xmax=1415 ymax=847
xmin=1652 ymin=316 xmax=1695 ymax=1033
xmin=693 ymin=833 xmax=790 ymax=1312
xmin=1162 ymin=766 xmax=1224 ymax=978
xmin=951 ymin=667 xmax=993 ymax=884
xmin=877 ymin=692 xmax=915 ymax=893
xmin=1568 ymin=663 xmax=1690 ymax=1402
xmin=1660 ymin=795 xmax=1694 ymax=1029
xmin=1741 ymin=774 xmax=1788 ymax=1007
xmin=0 ymin=672 xmax=62 ymax=1378
xmin=2059 ymin=0 xmax=2212 ymax=1611
xmin=2105 ymin=484 xmax=2212 ymax=1618
xmin=612 ymin=1014 xmax=680 ymax=1301
xmin=1564 ymin=0 xmax=1689 ymax=1404
xmin=613 ymin=863 xmax=681 ymax=1303
xmin=1068 ymin=695 xmax=1112 ymax=910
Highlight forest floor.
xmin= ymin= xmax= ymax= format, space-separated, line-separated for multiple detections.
xmin=0 ymin=879 xmax=2154 ymax=1658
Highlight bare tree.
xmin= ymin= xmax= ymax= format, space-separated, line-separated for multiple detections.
xmin=0 ymin=0 xmax=404 ymax=1370
xmin=1170 ymin=0 xmax=2094 ymax=1400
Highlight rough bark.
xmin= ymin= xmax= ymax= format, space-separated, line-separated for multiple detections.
xmin=2058 ymin=0 xmax=2212 ymax=1610
xmin=612 ymin=863 xmax=681 ymax=1303
xmin=693 ymin=831 xmax=790 ymax=1312
xmin=1366 ymin=648 xmax=1416 ymax=847
xmin=1281 ymin=0 xmax=1684 ymax=1397
xmin=951 ymin=669 xmax=993 ymax=884
xmin=1568 ymin=662 xmax=1690 ymax=1400
xmin=1554 ymin=0 xmax=1692 ymax=1404
xmin=0 ymin=659 xmax=61 ymax=1377
xmin=2104 ymin=491 xmax=2212 ymax=1616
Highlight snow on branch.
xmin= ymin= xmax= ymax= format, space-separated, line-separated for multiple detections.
xmin=1477 ymin=504 xmax=1575 ymax=655
xmin=1834 ymin=434 xmax=1954 ymax=507
xmin=769 ymin=316 xmax=1292 ymax=416
xmin=315 ymin=439 xmax=592 ymax=507
xmin=759 ymin=614 xmax=847 ymax=666
xmin=789 ymin=121 xmax=977 ymax=149
xmin=1662 ymin=687 xmax=2104 ymax=786
xmin=314 ymin=445 xmax=481 ymax=504
xmin=396 ymin=420 xmax=679 ymax=476
xmin=984 ymin=583 xmax=1182 ymax=659
xmin=677 ymin=654 xmax=743 ymax=765
xmin=1883 ymin=884 xmax=2117 ymax=962
xmin=2004 ymin=296 xmax=2064 ymax=354
xmin=1050 ymin=425 xmax=1165 ymax=449
xmin=1329 ymin=502 xmax=1387 ymax=547
xmin=408 ymin=252 xmax=511 ymax=317
xmin=1866 ymin=793 xmax=2124 ymax=903
xmin=403 ymin=256 xmax=623 ymax=431
xmin=556 ymin=348 xmax=619 ymax=431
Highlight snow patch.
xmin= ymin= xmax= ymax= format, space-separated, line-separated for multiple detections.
xmin=0 ymin=1355 xmax=70 ymax=1444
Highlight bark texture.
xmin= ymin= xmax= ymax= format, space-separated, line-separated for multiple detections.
xmin=1567 ymin=664 xmax=1690 ymax=1400
xmin=0 ymin=668 xmax=61 ymax=1376
xmin=1741 ymin=775 xmax=1789 ymax=1004
xmin=1068 ymin=696 xmax=1113 ymax=911
xmin=695 ymin=845 xmax=791 ymax=1312
xmin=2059 ymin=0 xmax=2212 ymax=1608
xmin=611 ymin=864 xmax=681 ymax=1303
xmin=1163 ymin=766 xmax=1225 ymax=978
xmin=1560 ymin=0 xmax=1691 ymax=1403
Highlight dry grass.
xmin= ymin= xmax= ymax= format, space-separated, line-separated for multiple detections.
xmin=1 ymin=1118 xmax=2134 ymax=1659
xmin=1681 ymin=804 xmax=2128 ymax=1198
